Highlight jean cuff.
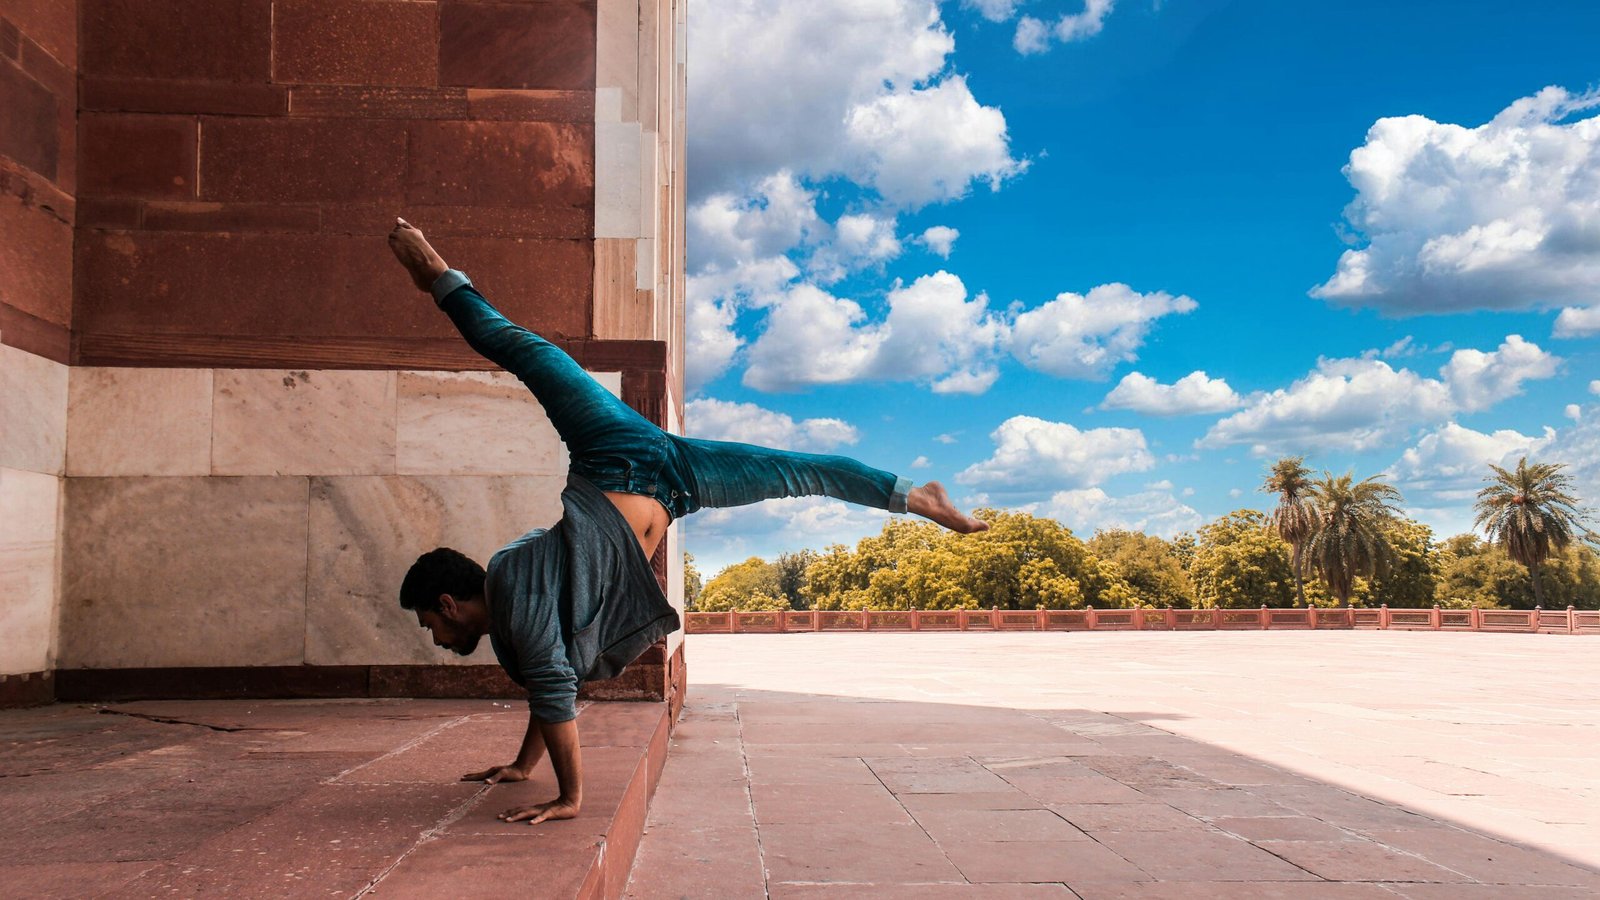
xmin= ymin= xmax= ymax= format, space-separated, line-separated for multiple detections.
xmin=889 ymin=475 xmax=912 ymax=514
xmin=430 ymin=268 xmax=471 ymax=304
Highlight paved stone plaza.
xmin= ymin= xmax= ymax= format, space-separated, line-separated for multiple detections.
xmin=627 ymin=631 xmax=1600 ymax=898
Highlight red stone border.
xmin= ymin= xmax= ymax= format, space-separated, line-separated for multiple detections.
xmin=687 ymin=606 xmax=1600 ymax=636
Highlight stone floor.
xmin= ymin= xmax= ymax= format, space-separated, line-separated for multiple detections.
xmin=0 ymin=697 xmax=667 ymax=898
xmin=626 ymin=631 xmax=1600 ymax=899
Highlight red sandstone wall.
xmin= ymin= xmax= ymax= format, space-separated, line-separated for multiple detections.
xmin=0 ymin=0 xmax=77 ymax=361
xmin=73 ymin=0 xmax=600 ymax=369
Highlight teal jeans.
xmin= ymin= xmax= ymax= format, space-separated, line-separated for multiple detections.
xmin=433 ymin=272 xmax=911 ymax=520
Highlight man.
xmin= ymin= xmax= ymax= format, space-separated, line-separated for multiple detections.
xmin=387 ymin=218 xmax=988 ymax=825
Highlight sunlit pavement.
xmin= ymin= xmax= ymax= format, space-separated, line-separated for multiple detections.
xmin=626 ymin=631 xmax=1600 ymax=898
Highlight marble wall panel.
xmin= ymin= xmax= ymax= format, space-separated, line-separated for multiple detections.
xmin=595 ymin=120 xmax=642 ymax=238
xmin=58 ymin=476 xmax=309 ymax=669
xmin=304 ymin=474 xmax=566 ymax=666
xmin=212 ymin=369 xmax=396 ymax=476
xmin=396 ymin=369 xmax=621 ymax=476
xmin=66 ymin=368 xmax=212 ymax=476
xmin=0 ymin=342 xmax=67 ymax=474
xmin=0 ymin=467 xmax=62 ymax=674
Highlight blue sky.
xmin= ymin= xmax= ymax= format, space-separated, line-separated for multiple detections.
xmin=681 ymin=0 xmax=1600 ymax=575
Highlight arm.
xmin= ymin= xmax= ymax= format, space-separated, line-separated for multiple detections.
xmin=460 ymin=712 xmax=547 ymax=785
xmin=497 ymin=719 xmax=583 ymax=825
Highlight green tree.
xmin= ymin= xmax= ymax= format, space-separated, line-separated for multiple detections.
xmin=1367 ymin=519 xmax=1441 ymax=608
xmin=1473 ymin=457 xmax=1596 ymax=607
xmin=1087 ymin=530 xmax=1197 ymax=608
xmin=1304 ymin=472 xmax=1404 ymax=607
xmin=1437 ymin=536 xmax=1600 ymax=610
xmin=683 ymin=552 xmax=704 ymax=609
xmin=1261 ymin=456 xmax=1316 ymax=607
xmin=774 ymin=549 xmax=819 ymax=610
xmin=1191 ymin=510 xmax=1296 ymax=608
xmin=696 ymin=557 xmax=784 ymax=612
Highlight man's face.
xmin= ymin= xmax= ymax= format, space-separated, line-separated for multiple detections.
xmin=418 ymin=607 xmax=481 ymax=656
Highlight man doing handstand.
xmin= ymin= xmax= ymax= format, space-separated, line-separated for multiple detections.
xmin=387 ymin=218 xmax=988 ymax=825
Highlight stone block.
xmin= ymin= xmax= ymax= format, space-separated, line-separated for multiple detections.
xmin=0 ymin=189 xmax=72 ymax=328
xmin=199 ymin=117 xmax=408 ymax=203
xmin=80 ymin=0 xmax=271 ymax=81
xmin=303 ymin=474 xmax=564 ymax=666
xmin=289 ymin=85 xmax=468 ymax=119
xmin=273 ymin=0 xmax=439 ymax=86
xmin=595 ymin=121 xmax=642 ymax=237
xmin=0 ymin=0 xmax=78 ymax=66
xmin=78 ymin=115 xmax=197 ymax=199
xmin=407 ymin=120 xmax=593 ymax=208
xmin=466 ymin=89 xmax=593 ymax=123
xmin=58 ymin=476 xmax=309 ymax=668
xmin=0 ymin=467 xmax=61 ymax=674
xmin=440 ymin=1 xmax=596 ymax=90
xmin=0 ymin=57 xmax=58 ymax=179
xmin=596 ymin=0 xmax=639 ymax=120
xmin=66 ymin=368 xmax=212 ymax=477
xmin=212 ymin=369 xmax=397 ymax=476
xmin=80 ymin=78 xmax=287 ymax=116
xmin=319 ymin=202 xmax=590 ymax=239
xmin=0 ymin=341 xmax=66 ymax=474
xmin=396 ymin=369 xmax=620 ymax=476
xmin=140 ymin=201 xmax=321 ymax=233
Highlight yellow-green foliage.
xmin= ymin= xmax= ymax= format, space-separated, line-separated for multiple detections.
xmin=1086 ymin=530 xmax=1197 ymax=608
xmin=696 ymin=557 xmax=786 ymax=612
xmin=802 ymin=510 xmax=1136 ymax=611
xmin=1436 ymin=537 xmax=1600 ymax=610
xmin=1192 ymin=510 xmax=1296 ymax=608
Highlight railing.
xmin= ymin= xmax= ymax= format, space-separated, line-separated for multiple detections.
xmin=685 ymin=606 xmax=1600 ymax=635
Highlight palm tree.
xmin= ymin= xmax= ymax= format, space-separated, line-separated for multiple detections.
xmin=1261 ymin=456 xmax=1315 ymax=607
xmin=1474 ymin=457 xmax=1595 ymax=607
xmin=1304 ymin=471 xmax=1404 ymax=607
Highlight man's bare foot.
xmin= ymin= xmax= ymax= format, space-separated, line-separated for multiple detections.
xmin=907 ymin=481 xmax=989 ymax=534
xmin=388 ymin=217 xmax=449 ymax=292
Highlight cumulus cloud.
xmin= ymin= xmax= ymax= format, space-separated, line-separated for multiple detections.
xmin=1100 ymin=371 xmax=1242 ymax=415
xmin=1200 ymin=337 xmax=1561 ymax=454
xmin=809 ymin=212 xmax=903 ymax=284
xmin=689 ymin=0 xmax=1023 ymax=208
xmin=1312 ymin=87 xmax=1600 ymax=314
xmin=1554 ymin=305 xmax=1600 ymax=338
xmin=935 ymin=433 xmax=960 ymax=444
xmin=1043 ymin=487 xmax=1203 ymax=539
xmin=688 ymin=172 xmax=823 ymax=273
xmin=911 ymin=455 xmax=931 ymax=469
xmin=685 ymin=398 xmax=859 ymax=452
xmin=1592 ymin=380 xmax=1600 ymax=395
xmin=743 ymin=272 xmax=1007 ymax=394
xmin=964 ymin=0 xmax=1023 ymax=22
xmin=919 ymin=225 xmax=960 ymax=258
xmin=956 ymin=415 xmax=1154 ymax=492
xmin=1014 ymin=0 xmax=1116 ymax=55
xmin=1009 ymin=284 xmax=1198 ymax=379
xmin=689 ymin=496 xmax=898 ymax=574
xmin=1567 ymin=404 xmax=1583 ymax=421
xmin=1386 ymin=422 xmax=1556 ymax=500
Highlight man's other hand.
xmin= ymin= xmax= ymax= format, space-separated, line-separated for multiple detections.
xmin=461 ymin=764 xmax=528 ymax=784
xmin=498 ymin=798 xmax=580 ymax=825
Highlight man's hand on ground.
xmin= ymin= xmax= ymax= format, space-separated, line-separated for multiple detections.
xmin=461 ymin=764 xmax=528 ymax=785
xmin=498 ymin=798 xmax=580 ymax=825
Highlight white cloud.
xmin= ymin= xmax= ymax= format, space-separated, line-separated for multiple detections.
xmin=1567 ymin=404 xmax=1583 ymax=421
xmin=689 ymin=0 xmax=1022 ymax=208
xmin=1014 ymin=0 xmax=1116 ymax=54
xmin=957 ymin=415 xmax=1154 ymax=492
xmin=919 ymin=225 xmax=960 ymax=258
xmin=685 ymin=398 xmax=859 ymax=452
xmin=685 ymin=256 xmax=800 ymax=392
xmin=964 ymin=0 xmax=1023 ymax=22
xmin=1201 ymin=337 xmax=1561 ymax=454
xmin=1554 ymin=305 xmax=1600 ymax=338
xmin=1009 ymin=284 xmax=1198 ymax=379
xmin=1145 ymin=479 xmax=1173 ymax=490
xmin=810 ymin=212 xmax=903 ymax=284
xmin=1386 ymin=422 xmax=1556 ymax=499
xmin=1100 ymin=371 xmax=1242 ymax=415
xmin=743 ymin=272 xmax=1007 ymax=394
xmin=1592 ymin=380 xmax=1600 ymax=395
xmin=1228 ymin=488 xmax=1243 ymax=498
xmin=935 ymin=433 xmax=960 ymax=444
xmin=688 ymin=172 xmax=823 ymax=272
xmin=911 ymin=455 xmax=931 ymax=469
xmin=1312 ymin=87 xmax=1600 ymax=314
xmin=688 ymin=496 xmax=897 ymax=575
xmin=1042 ymin=487 xmax=1203 ymax=539
xmin=1439 ymin=335 xmax=1559 ymax=412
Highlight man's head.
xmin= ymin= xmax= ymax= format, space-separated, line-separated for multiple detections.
xmin=400 ymin=547 xmax=489 ymax=656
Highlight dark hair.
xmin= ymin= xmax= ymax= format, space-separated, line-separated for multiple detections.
xmin=399 ymin=547 xmax=486 ymax=614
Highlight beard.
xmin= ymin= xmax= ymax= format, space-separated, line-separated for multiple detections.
xmin=450 ymin=633 xmax=482 ymax=656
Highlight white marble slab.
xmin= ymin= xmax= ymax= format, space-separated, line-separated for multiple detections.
xmin=0 ymin=467 xmax=62 ymax=674
xmin=0 ymin=343 xmax=68 ymax=475
xmin=212 ymin=369 xmax=397 ymax=476
xmin=67 ymin=367 xmax=213 ymax=476
xmin=304 ymin=474 xmax=565 ymax=666
xmin=395 ymin=370 xmax=567 ymax=476
xmin=59 ymin=476 xmax=309 ymax=668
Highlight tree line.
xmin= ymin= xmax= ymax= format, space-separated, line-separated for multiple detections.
xmin=686 ymin=456 xmax=1600 ymax=613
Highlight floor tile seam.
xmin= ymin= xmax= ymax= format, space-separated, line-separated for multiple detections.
xmin=351 ymin=781 xmax=495 ymax=899
xmin=327 ymin=714 xmax=473 ymax=783
xmin=734 ymin=701 xmax=774 ymax=900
